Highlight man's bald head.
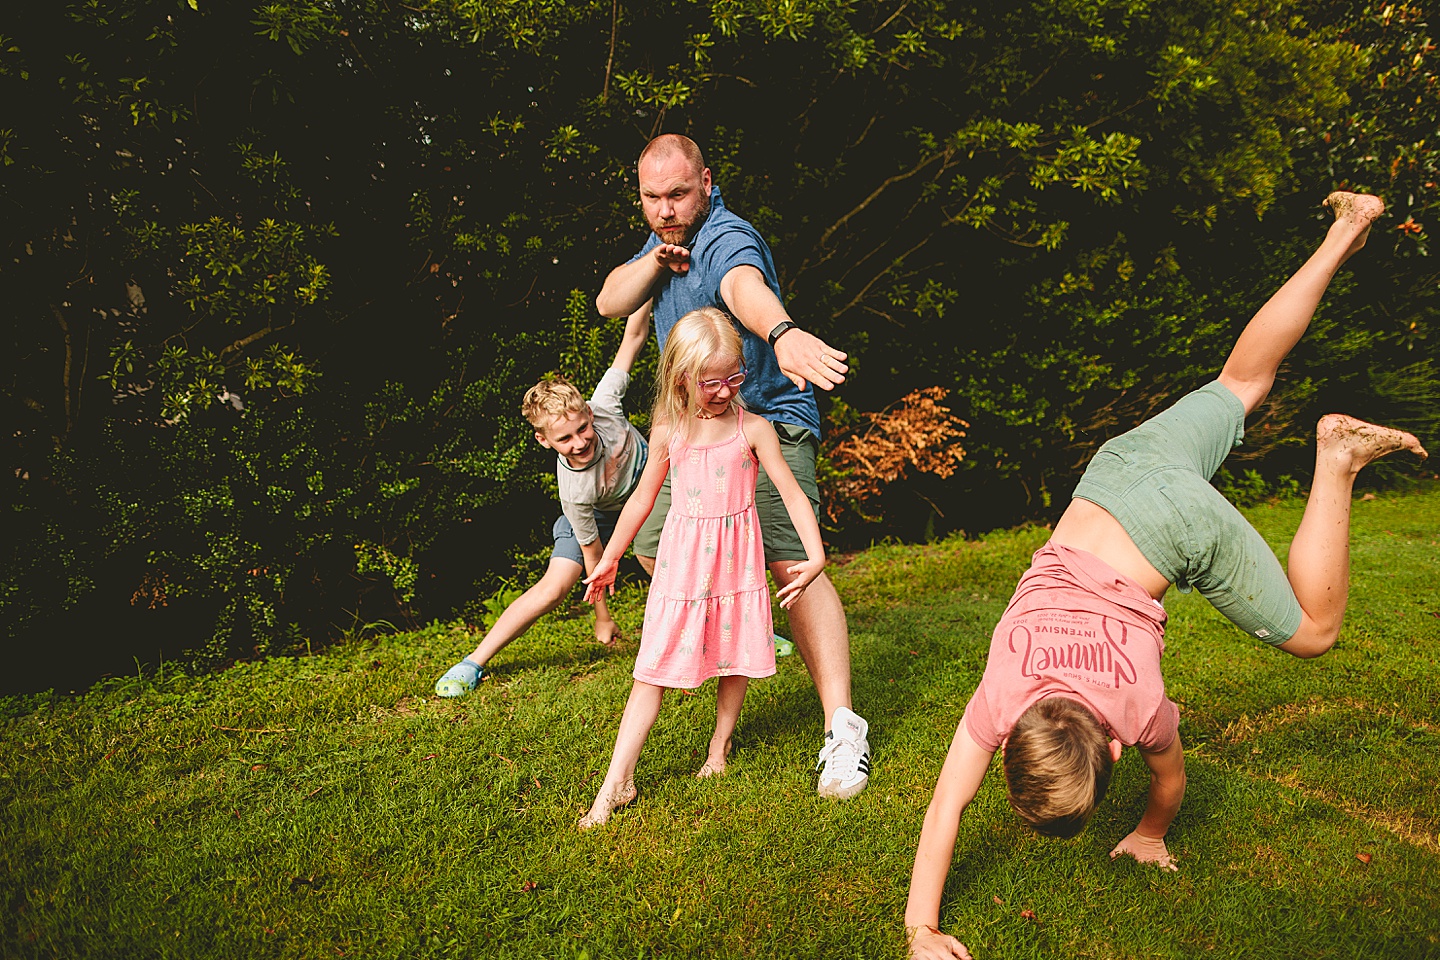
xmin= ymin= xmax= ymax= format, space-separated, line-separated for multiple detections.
xmin=638 ymin=134 xmax=706 ymax=176
xmin=636 ymin=134 xmax=712 ymax=246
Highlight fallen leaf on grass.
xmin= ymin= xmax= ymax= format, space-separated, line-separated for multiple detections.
xmin=422 ymin=753 xmax=438 ymax=760
xmin=1356 ymin=853 xmax=1372 ymax=864
xmin=992 ymin=896 xmax=1004 ymax=905
xmin=1360 ymin=492 xmax=1377 ymax=501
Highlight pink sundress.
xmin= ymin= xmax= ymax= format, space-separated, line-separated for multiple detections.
xmin=635 ymin=408 xmax=776 ymax=688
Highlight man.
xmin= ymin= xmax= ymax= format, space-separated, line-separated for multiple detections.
xmin=595 ymin=134 xmax=870 ymax=799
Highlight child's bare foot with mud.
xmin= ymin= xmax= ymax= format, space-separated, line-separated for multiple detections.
xmin=578 ymin=780 xmax=637 ymax=831
xmin=1317 ymin=414 xmax=1427 ymax=475
xmin=1323 ymin=192 xmax=1385 ymax=263
xmin=696 ymin=737 xmax=733 ymax=778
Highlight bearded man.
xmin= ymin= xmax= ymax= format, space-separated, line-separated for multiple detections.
xmin=595 ymin=134 xmax=871 ymax=799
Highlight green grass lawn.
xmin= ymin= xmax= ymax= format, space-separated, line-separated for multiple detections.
xmin=4 ymin=488 xmax=1438 ymax=959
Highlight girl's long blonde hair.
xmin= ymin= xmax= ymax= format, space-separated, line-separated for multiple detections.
xmin=654 ymin=307 xmax=746 ymax=439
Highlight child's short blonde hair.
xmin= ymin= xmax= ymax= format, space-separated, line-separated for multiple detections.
xmin=653 ymin=307 xmax=745 ymax=437
xmin=521 ymin=377 xmax=586 ymax=431
xmin=1002 ymin=697 xmax=1115 ymax=838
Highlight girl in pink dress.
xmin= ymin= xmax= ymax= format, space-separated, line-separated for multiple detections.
xmin=578 ymin=307 xmax=828 ymax=829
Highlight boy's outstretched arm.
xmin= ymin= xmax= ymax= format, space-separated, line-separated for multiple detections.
xmin=583 ymin=421 xmax=672 ymax=602
xmin=905 ymin=718 xmax=995 ymax=959
xmin=612 ymin=300 xmax=653 ymax=375
xmin=1110 ymin=735 xmax=1185 ymax=871
xmin=579 ymin=539 xmax=620 ymax=646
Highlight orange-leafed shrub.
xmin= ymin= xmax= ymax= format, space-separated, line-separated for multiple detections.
xmin=821 ymin=387 xmax=968 ymax=525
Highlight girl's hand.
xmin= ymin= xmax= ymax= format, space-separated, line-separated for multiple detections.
xmin=583 ymin=559 xmax=619 ymax=604
xmin=775 ymin=557 xmax=824 ymax=609
xmin=1109 ymin=829 xmax=1178 ymax=871
xmin=908 ymin=925 xmax=973 ymax=960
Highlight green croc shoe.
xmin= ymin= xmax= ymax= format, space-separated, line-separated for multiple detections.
xmin=435 ymin=660 xmax=482 ymax=698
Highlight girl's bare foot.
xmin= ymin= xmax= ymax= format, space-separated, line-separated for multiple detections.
xmin=696 ymin=737 xmax=733 ymax=778
xmin=1323 ymin=191 xmax=1385 ymax=263
xmin=1317 ymin=414 xmax=1428 ymax=474
xmin=578 ymin=780 xmax=638 ymax=831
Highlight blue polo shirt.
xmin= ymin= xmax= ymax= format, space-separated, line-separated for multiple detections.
xmin=628 ymin=187 xmax=821 ymax=438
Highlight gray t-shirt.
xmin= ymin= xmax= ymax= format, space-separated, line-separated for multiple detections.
xmin=557 ymin=367 xmax=647 ymax=545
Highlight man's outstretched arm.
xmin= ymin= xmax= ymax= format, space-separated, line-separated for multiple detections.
xmin=905 ymin=718 xmax=994 ymax=959
xmin=718 ymin=264 xmax=849 ymax=392
xmin=596 ymin=246 xmax=690 ymax=318
xmin=1110 ymin=735 xmax=1185 ymax=871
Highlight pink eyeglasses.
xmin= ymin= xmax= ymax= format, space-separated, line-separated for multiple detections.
xmin=697 ymin=369 xmax=748 ymax=394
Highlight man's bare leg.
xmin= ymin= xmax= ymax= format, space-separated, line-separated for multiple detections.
xmin=768 ymin=563 xmax=852 ymax=722
xmin=1278 ymin=416 xmax=1427 ymax=658
xmin=1219 ymin=192 xmax=1385 ymax=416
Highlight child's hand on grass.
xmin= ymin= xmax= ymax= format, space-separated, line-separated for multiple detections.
xmin=908 ymin=925 xmax=973 ymax=959
xmin=583 ymin=560 xmax=619 ymax=603
xmin=1110 ymin=829 xmax=1178 ymax=871
xmin=776 ymin=557 xmax=824 ymax=609
xmin=594 ymin=618 xmax=621 ymax=647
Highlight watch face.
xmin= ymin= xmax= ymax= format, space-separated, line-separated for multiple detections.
xmin=769 ymin=321 xmax=796 ymax=345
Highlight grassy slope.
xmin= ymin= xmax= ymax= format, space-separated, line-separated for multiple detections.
xmin=2 ymin=489 xmax=1438 ymax=960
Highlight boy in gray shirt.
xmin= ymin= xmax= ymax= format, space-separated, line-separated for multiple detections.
xmin=435 ymin=303 xmax=651 ymax=696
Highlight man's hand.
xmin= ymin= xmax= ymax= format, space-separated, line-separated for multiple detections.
xmin=908 ymin=925 xmax=973 ymax=959
xmin=653 ymin=243 xmax=691 ymax=274
xmin=1110 ymin=830 xmax=1179 ymax=871
xmin=772 ymin=325 xmax=848 ymax=392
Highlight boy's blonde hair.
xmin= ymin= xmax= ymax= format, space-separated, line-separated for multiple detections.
xmin=1002 ymin=697 xmax=1114 ymax=838
xmin=522 ymin=377 xmax=586 ymax=431
xmin=653 ymin=307 xmax=745 ymax=438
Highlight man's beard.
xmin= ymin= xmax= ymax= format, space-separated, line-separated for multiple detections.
xmin=653 ymin=191 xmax=711 ymax=247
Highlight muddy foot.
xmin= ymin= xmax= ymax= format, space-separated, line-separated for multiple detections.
xmin=578 ymin=781 xmax=638 ymax=831
xmin=1317 ymin=414 xmax=1427 ymax=474
xmin=696 ymin=738 xmax=733 ymax=778
xmin=1323 ymin=192 xmax=1385 ymax=262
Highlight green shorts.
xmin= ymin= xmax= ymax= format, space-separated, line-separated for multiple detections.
xmin=634 ymin=421 xmax=820 ymax=564
xmin=1070 ymin=381 xmax=1303 ymax=645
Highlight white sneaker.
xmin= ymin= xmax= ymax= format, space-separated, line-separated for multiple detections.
xmin=816 ymin=706 xmax=871 ymax=799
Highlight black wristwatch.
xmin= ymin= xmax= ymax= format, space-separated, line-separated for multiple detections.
xmin=768 ymin=320 xmax=799 ymax=347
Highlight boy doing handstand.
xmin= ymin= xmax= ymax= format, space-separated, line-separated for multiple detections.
xmin=435 ymin=302 xmax=653 ymax=697
xmin=905 ymin=193 xmax=1428 ymax=959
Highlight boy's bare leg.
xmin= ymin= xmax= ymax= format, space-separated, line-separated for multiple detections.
xmin=1278 ymin=416 xmax=1427 ymax=658
xmin=462 ymin=558 xmax=582 ymax=668
xmin=1219 ymin=193 xmax=1385 ymax=416
xmin=698 ymin=676 xmax=748 ymax=777
xmin=580 ymin=681 xmax=664 ymax=829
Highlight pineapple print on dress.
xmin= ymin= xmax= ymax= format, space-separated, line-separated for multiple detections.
xmin=632 ymin=408 xmax=776 ymax=690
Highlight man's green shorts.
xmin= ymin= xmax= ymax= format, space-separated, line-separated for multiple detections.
xmin=634 ymin=421 xmax=820 ymax=564
xmin=1070 ymin=380 xmax=1303 ymax=646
